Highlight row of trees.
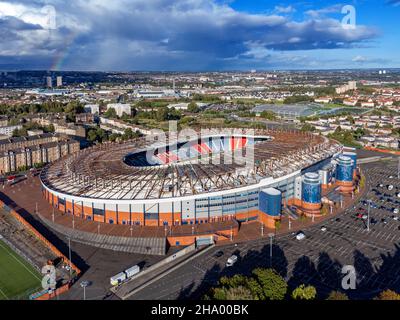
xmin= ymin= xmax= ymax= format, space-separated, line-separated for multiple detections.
xmin=327 ymin=126 xmax=364 ymax=148
xmin=0 ymin=101 xmax=85 ymax=117
xmin=12 ymin=122 xmax=55 ymax=137
xmin=206 ymin=267 xmax=400 ymax=301
xmin=87 ymin=127 xmax=141 ymax=143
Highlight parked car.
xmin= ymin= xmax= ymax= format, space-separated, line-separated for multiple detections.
xmin=214 ymin=251 xmax=224 ymax=258
xmin=226 ymin=255 xmax=238 ymax=267
xmin=320 ymin=226 xmax=327 ymax=232
xmin=296 ymin=232 xmax=306 ymax=241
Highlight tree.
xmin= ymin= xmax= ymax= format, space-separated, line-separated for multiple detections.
xmin=187 ymin=102 xmax=200 ymax=113
xmin=87 ymin=129 xmax=98 ymax=142
xmin=211 ymin=287 xmax=227 ymax=300
xmin=291 ymin=284 xmax=317 ymax=300
xmin=109 ymin=133 xmax=121 ymax=142
xmin=104 ymin=107 xmax=118 ymax=119
xmin=284 ymin=95 xmax=313 ymax=104
xmin=219 ymin=275 xmax=248 ymax=288
xmin=87 ymin=127 xmax=107 ymax=143
xmin=225 ymin=286 xmax=254 ymax=300
xmin=156 ymin=106 xmax=170 ymax=121
xmin=122 ymin=128 xmax=134 ymax=140
xmin=326 ymin=291 xmax=349 ymax=300
xmin=252 ymin=268 xmax=287 ymax=300
xmin=346 ymin=115 xmax=355 ymax=124
xmin=65 ymin=101 xmax=84 ymax=114
xmin=375 ymin=289 xmax=400 ymax=300
xmin=301 ymin=123 xmax=315 ymax=132
xmin=260 ymin=111 xmax=276 ymax=120
xmin=321 ymin=203 xmax=329 ymax=215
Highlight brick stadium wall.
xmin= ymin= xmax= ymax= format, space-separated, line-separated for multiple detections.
xmin=44 ymin=189 xmax=263 ymax=228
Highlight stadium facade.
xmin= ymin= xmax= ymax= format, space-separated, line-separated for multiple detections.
xmin=39 ymin=129 xmax=355 ymax=234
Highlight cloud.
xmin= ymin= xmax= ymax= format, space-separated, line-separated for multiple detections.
xmin=274 ymin=5 xmax=296 ymax=14
xmin=386 ymin=0 xmax=400 ymax=6
xmin=351 ymin=55 xmax=391 ymax=64
xmin=352 ymin=55 xmax=367 ymax=62
xmin=0 ymin=0 xmax=381 ymax=70
xmin=305 ymin=4 xmax=344 ymax=18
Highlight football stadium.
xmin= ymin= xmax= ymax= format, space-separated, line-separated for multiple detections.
xmin=38 ymin=128 xmax=357 ymax=251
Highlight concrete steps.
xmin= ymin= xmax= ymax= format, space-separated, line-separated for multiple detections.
xmin=38 ymin=214 xmax=166 ymax=255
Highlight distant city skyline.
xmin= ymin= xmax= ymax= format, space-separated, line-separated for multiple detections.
xmin=0 ymin=0 xmax=399 ymax=71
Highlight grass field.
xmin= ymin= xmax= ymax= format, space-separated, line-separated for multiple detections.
xmin=0 ymin=239 xmax=42 ymax=300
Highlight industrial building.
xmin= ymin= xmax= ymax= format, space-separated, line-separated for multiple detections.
xmin=39 ymin=128 xmax=356 ymax=244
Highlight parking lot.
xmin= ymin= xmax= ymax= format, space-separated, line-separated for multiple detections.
xmin=129 ymin=159 xmax=400 ymax=300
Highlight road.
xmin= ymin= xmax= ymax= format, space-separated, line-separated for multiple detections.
xmin=128 ymin=159 xmax=400 ymax=300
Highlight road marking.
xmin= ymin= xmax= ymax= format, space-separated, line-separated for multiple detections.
xmin=0 ymin=287 xmax=9 ymax=300
xmin=0 ymin=241 xmax=42 ymax=282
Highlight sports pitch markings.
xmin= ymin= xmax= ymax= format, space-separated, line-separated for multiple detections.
xmin=0 ymin=240 xmax=42 ymax=300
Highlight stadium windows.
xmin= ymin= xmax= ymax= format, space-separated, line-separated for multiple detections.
xmin=93 ymin=208 xmax=105 ymax=216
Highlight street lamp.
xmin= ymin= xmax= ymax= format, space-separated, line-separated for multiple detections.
xmin=67 ymin=236 xmax=73 ymax=280
xmin=367 ymin=199 xmax=371 ymax=232
xmin=398 ymin=157 xmax=400 ymax=180
xmin=80 ymin=281 xmax=90 ymax=300
xmin=268 ymin=233 xmax=274 ymax=267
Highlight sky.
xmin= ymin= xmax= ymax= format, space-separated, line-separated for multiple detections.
xmin=0 ymin=0 xmax=399 ymax=71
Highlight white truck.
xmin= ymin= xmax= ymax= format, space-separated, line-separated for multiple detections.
xmin=226 ymin=255 xmax=238 ymax=267
xmin=110 ymin=272 xmax=127 ymax=286
xmin=124 ymin=265 xmax=140 ymax=278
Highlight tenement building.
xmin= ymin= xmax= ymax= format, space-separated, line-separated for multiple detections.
xmin=0 ymin=133 xmax=80 ymax=174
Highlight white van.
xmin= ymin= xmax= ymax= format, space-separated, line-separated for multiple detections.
xmin=296 ymin=232 xmax=306 ymax=241
xmin=124 ymin=265 xmax=140 ymax=278
xmin=226 ymin=255 xmax=238 ymax=267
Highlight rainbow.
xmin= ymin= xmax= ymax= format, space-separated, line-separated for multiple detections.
xmin=50 ymin=30 xmax=78 ymax=71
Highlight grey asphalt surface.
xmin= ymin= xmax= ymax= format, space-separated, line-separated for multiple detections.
xmin=127 ymin=158 xmax=400 ymax=300
xmin=58 ymin=240 xmax=168 ymax=300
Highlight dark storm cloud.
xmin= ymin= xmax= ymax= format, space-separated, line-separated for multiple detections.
xmin=0 ymin=0 xmax=381 ymax=70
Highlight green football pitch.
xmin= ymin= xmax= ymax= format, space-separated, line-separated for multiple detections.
xmin=0 ymin=239 xmax=42 ymax=300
